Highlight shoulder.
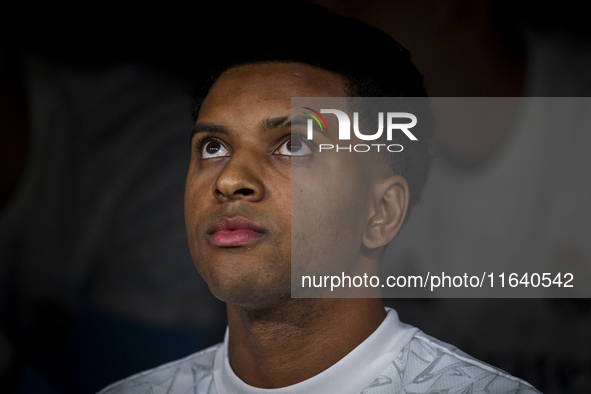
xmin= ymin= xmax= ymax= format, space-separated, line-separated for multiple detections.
xmin=363 ymin=331 xmax=541 ymax=393
xmin=404 ymin=332 xmax=541 ymax=393
xmin=96 ymin=343 xmax=221 ymax=394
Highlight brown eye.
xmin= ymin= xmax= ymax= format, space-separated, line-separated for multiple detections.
xmin=287 ymin=140 xmax=301 ymax=152
xmin=206 ymin=141 xmax=221 ymax=154
xmin=275 ymin=138 xmax=312 ymax=156
xmin=202 ymin=140 xmax=230 ymax=159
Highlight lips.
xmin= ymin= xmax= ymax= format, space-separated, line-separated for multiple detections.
xmin=207 ymin=215 xmax=265 ymax=247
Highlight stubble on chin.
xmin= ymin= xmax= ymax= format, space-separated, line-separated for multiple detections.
xmin=194 ymin=232 xmax=292 ymax=309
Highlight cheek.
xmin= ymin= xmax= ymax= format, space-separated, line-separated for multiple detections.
xmin=184 ymin=161 xmax=219 ymax=214
xmin=184 ymin=172 xmax=215 ymax=251
xmin=291 ymin=175 xmax=367 ymax=277
xmin=184 ymin=184 xmax=202 ymax=231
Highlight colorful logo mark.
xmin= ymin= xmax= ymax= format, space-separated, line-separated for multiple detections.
xmin=302 ymin=107 xmax=329 ymax=133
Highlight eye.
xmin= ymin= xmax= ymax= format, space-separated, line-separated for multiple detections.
xmin=202 ymin=139 xmax=230 ymax=159
xmin=274 ymin=138 xmax=312 ymax=156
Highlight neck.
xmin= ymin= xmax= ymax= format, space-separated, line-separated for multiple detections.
xmin=226 ymin=297 xmax=386 ymax=389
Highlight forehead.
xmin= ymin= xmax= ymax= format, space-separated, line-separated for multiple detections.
xmin=198 ymin=62 xmax=348 ymax=122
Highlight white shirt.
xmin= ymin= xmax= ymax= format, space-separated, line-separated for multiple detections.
xmin=98 ymin=308 xmax=540 ymax=393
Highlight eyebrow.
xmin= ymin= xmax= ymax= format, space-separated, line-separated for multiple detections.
xmin=191 ymin=123 xmax=229 ymax=140
xmin=191 ymin=117 xmax=289 ymax=140
xmin=191 ymin=115 xmax=332 ymax=140
xmin=260 ymin=116 xmax=291 ymax=131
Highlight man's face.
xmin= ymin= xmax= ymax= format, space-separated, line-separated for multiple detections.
xmin=185 ymin=62 xmax=384 ymax=307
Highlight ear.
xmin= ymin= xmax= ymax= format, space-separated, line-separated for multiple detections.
xmin=362 ymin=175 xmax=409 ymax=249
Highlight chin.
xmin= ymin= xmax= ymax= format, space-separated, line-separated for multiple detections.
xmin=195 ymin=248 xmax=291 ymax=299
xmin=208 ymin=274 xmax=291 ymax=310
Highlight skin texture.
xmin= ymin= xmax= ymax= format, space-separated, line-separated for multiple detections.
xmin=185 ymin=62 xmax=409 ymax=388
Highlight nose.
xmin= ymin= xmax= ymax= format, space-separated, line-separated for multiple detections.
xmin=213 ymin=154 xmax=265 ymax=203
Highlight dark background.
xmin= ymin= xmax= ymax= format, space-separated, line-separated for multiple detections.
xmin=1 ymin=1 xmax=590 ymax=393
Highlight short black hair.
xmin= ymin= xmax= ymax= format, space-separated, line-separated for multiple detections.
xmin=191 ymin=3 xmax=433 ymax=211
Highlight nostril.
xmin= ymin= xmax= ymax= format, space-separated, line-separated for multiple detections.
xmin=234 ymin=188 xmax=254 ymax=196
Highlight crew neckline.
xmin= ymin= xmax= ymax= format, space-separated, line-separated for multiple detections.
xmin=213 ymin=307 xmax=419 ymax=394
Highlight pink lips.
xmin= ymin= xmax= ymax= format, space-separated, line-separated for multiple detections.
xmin=208 ymin=216 xmax=265 ymax=247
